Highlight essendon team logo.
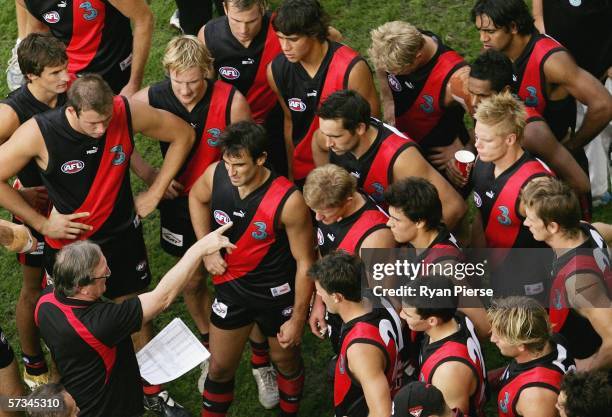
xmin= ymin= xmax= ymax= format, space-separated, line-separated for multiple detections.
xmin=288 ymin=98 xmax=307 ymax=112
xmin=43 ymin=11 xmax=60 ymax=23
xmin=213 ymin=210 xmax=231 ymax=226
xmin=219 ymin=67 xmax=240 ymax=80
xmin=61 ymin=160 xmax=85 ymax=174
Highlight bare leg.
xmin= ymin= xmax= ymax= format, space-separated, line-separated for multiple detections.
xmin=182 ymin=264 xmax=210 ymax=335
xmin=16 ymin=265 xmax=44 ymax=359
xmin=0 ymin=358 xmax=24 ymax=417
xmin=268 ymin=337 xmax=304 ymax=416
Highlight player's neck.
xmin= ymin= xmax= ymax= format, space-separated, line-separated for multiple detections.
xmin=412 ymin=228 xmax=439 ymax=253
xmin=506 ymin=33 xmax=532 ymax=62
xmin=493 ymin=146 xmax=524 ymax=178
xmin=300 ymin=40 xmax=329 ymax=77
xmin=237 ymin=167 xmax=270 ymax=198
xmin=549 ymin=230 xmax=587 ymax=256
xmin=427 ymin=317 xmax=458 ymax=343
xmin=352 ymin=125 xmax=378 ymax=159
xmin=515 ymin=341 xmax=552 ymax=364
xmin=417 ymin=35 xmax=438 ymax=70
xmin=342 ymin=193 xmax=366 ymax=219
xmin=338 ymin=297 xmax=372 ymax=324
xmin=27 ymin=82 xmax=60 ymax=108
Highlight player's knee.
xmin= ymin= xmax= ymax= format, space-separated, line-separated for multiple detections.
xmin=208 ymin=358 xmax=236 ymax=382
xmin=270 ymin=350 xmax=301 ymax=375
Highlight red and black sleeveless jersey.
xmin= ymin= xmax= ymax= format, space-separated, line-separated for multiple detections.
xmin=330 ymin=118 xmax=416 ymax=207
xmin=271 ymin=41 xmax=363 ymax=180
xmin=335 ymin=297 xmax=404 ymax=417
xmin=2 ymin=86 xmax=67 ymax=188
xmin=209 ymin=163 xmax=298 ymax=304
xmin=416 ymin=228 xmax=463 ymax=266
xmin=25 ymin=0 xmax=132 ymax=81
xmin=205 ymin=12 xmax=281 ymax=123
xmin=316 ymin=195 xmax=388 ymax=257
xmin=148 ymin=78 xmax=235 ymax=194
xmin=497 ymin=338 xmax=575 ymax=417
xmin=35 ymin=96 xmax=135 ymax=248
xmin=418 ymin=313 xmax=487 ymax=417
xmin=387 ymin=31 xmax=468 ymax=151
xmin=512 ymin=32 xmax=575 ymax=140
xmin=549 ymin=222 xmax=612 ymax=359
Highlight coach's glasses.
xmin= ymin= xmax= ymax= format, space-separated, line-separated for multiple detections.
xmin=89 ymin=266 xmax=111 ymax=281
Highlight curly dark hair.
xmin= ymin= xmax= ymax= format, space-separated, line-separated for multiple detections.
xmin=560 ymin=370 xmax=612 ymax=417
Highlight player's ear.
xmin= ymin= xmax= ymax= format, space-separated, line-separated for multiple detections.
xmin=546 ymin=221 xmax=560 ymax=235
xmin=255 ymin=152 xmax=267 ymax=166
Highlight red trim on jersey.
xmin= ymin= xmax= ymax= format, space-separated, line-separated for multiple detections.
xmin=293 ymin=45 xmax=360 ymax=180
xmin=485 ymin=160 xmax=551 ymax=249
xmin=67 ymin=0 xmax=106 ymax=75
xmin=394 ymin=51 xmax=465 ymax=141
xmin=337 ymin=209 xmax=388 ymax=254
xmin=423 ymin=242 xmax=463 ymax=266
xmin=46 ymin=96 xmax=133 ymax=249
xmin=35 ymin=292 xmax=117 ymax=384
xmin=178 ymin=81 xmax=233 ymax=194
xmin=517 ymin=36 xmax=565 ymax=115
xmin=497 ymin=366 xmax=563 ymax=417
xmin=363 ymin=131 xmax=414 ymax=204
xmin=213 ymin=176 xmax=294 ymax=285
xmin=247 ymin=15 xmax=282 ymax=123
xmin=524 ymin=107 xmax=544 ymax=123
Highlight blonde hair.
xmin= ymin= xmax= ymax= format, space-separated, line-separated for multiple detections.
xmin=488 ymin=296 xmax=551 ymax=353
xmin=162 ymin=35 xmax=214 ymax=79
xmin=369 ymin=21 xmax=424 ymax=73
xmin=303 ymin=164 xmax=357 ymax=209
xmin=474 ymin=91 xmax=526 ymax=140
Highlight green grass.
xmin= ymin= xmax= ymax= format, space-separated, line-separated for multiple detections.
xmin=0 ymin=1 xmax=610 ymax=416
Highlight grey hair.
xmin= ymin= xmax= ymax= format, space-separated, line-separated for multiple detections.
xmin=27 ymin=383 xmax=67 ymax=417
xmin=53 ymin=241 xmax=103 ymax=297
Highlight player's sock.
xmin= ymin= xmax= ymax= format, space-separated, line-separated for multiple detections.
xmin=249 ymin=338 xmax=270 ymax=369
xmin=22 ymin=352 xmax=48 ymax=376
xmin=142 ymin=380 xmax=163 ymax=396
xmin=202 ymin=377 xmax=234 ymax=417
xmin=200 ymin=332 xmax=210 ymax=350
xmin=277 ymin=365 xmax=304 ymax=417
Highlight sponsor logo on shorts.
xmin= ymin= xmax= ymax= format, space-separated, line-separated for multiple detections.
xmin=281 ymin=306 xmax=293 ymax=317
xmin=409 ymin=406 xmax=424 ymax=417
xmin=61 ymin=160 xmax=85 ymax=174
xmin=524 ymin=282 xmax=544 ymax=296
xmin=271 ymin=283 xmax=291 ymax=297
xmin=136 ymin=260 xmax=148 ymax=272
xmin=30 ymin=241 xmax=44 ymax=256
xmin=316 ymin=228 xmax=324 ymax=246
xmin=288 ymin=98 xmax=306 ymax=112
xmin=219 ymin=67 xmax=240 ymax=80
xmin=43 ymin=11 xmax=61 ymax=23
xmin=213 ymin=210 xmax=231 ymax=226
xmin=119 ymin=53 xmax=133 ymax=72
xmin=212 ymin=299 xmax=228 ymax=318
xmin=161 ymin=227 xmax=184 ymax=247
xmin=473 ymin=192 xmax=482 ymax=208
xmin=387 ymin=74 xmax=402 ymax=92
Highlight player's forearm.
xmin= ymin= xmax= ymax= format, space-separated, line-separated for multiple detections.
xmin=148 ymin=131 xmax=194 ymax=198
xmin=127 ymin=13 xmax=154 ymax=90
xmin=284 ymin=118 xmax=294 ymax=180
xmin=130 ymin=151 xmax=157 ymax=186
xmin=572 ymin=100 xmax=612 ymax=148
xmin=292 ymin=265 xmax=315 ymax=322
xmin=585 ymin=341 xmax=612 ymax=370
xmin=188 ymin=195 xmax=211 ymax=240
xmin=0 ymin=183 xmax=47 ymax=233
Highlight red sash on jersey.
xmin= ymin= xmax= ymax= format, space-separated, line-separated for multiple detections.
xmin=178 ymin=81 xmax=233 ymax=194
xmin=46 ymin=96 xmax=133 ymax=249
xmin=247 ymin=15 xmax=282 ymax=123
xmin=213 ymin=176 xmax=294 ymax=285
xmin=394 ymin=51 xmax=465 ymax=141
xmin=337 ymin=209 xmax=388 ymax=254
xmin=549 ymin=254 xmax=612 ymax=332
xmin=363 ymin=132 xmax=414 ymax=204
xmin=35 ymin=292 xmax=117 ymax=384
xmin=334 ymin=322 xmax=398 ymax=408
xmin=485 ymin=160 xmax=550 ymax=249
xmin=497 ymin=366 xmax=563 ymax=417
xmin=67 ymin=0 xmax=106 ymax=75
xmin=517 ymin=36 xmax=565 ymax=115
xmin=293 ymin=45 xmax=360 ymax=180
xmin=524 ymin=107 xmax=544 ymax=124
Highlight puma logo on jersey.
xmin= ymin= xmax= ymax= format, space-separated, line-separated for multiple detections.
xmin=233 ymin=210 xmax=245 ymax=218
xmin=219 ymin=66 xmax=240 ymax=80
xmin=58 ymin=1 xmax=67 ymax=7
xmin=306 ymin=90 xmax=317 ymax=97
xmin=327 ymin=233 xmax=335 ymax=242
xmin=61 ymin=160 xmax=85 ymax=174
xmin=43 ymin=11 xmax=60 ymax=24
xmin=486 ymin=190 xmax=495 ymax=199
xmin=241 ymin=58 xmax=255 ymax=65
xmin=86 ymin=146 xmax=98 ymax=154
xmin=404 ymin=81 xmax=415 ymax=89
xmin=350 ymin=171 xmax=360 ymax=179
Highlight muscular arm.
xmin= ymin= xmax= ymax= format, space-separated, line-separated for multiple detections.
xmin=359 ymin=228 xmax=396 ymax=255
xmin=267 ymin=63 xmax=294 ymax=179
xmin=229 ymin=90 xmax=252 ymax=123
xmin=311 ymin=130 xmax=330 ymax=167
xmin=129 ymin=99 xmax=195 ymax=215
xmin=188 ymin=162 xmax=216 ymax=240
xmin=515 ymin=386 xmax=559 ymax=417
xmin=109 ymin=0 xmax=154 ymax=97
xmin=544 ymin=52 xmax=612 ymax=149
xmin=532 ymin=0 xmax=545 ymax=33
xmin=523 ymin=120 xmax=591 ymax=195
xmin=376 ymin=69 xmax=395 ymax=125
xmin=348 ymin=60 xmax=380 ymax=119
xmin=0 ymin=105 xmax=21 ymax=144
xmin=393 ymin=147 xmax=467 ymax=229
xmin=592 ymin=222 xmax=612 ymax=245
xmin=347 ymin=343 xmax=392 ymax=417
xmin=431 ymin=361 xmax=476 ymax=414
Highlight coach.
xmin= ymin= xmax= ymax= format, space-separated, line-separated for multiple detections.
xmin=34 ymin=223 xmax=234 ymax=417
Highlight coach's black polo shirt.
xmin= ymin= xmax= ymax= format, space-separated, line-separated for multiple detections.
xmin=35 ymin=289 xmax=144 ymax=417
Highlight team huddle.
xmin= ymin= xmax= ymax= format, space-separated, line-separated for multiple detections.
xmin=0 ymin=0 xmax=611 ymax=417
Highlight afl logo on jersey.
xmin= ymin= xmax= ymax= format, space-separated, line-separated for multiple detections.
xmin=43 ymin=11 xmax=60 ymax=24
xmin=387 ymin=74 xmax=402 ymax=92
xmin=213 ymin=210 xmax=231 ymax=226
xmin=473 ymin=192 xmax=482 ymax=208
xmin=288 ymin=98 xmax=307 ymax=112
xmin=219 ymin=66 xmax=240 ymax=80
xmin=61 ymin=160 xmax=85 ymax=174
xmin=316 ymin=228 xmax=324 ymax=246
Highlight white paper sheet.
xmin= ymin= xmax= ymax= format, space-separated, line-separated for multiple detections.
xmin=136 ymin=317 xmax=210 ymax=385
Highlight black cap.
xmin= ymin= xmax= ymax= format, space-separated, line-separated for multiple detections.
xmin=392 ymin=382 xmax=446 ymax=417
